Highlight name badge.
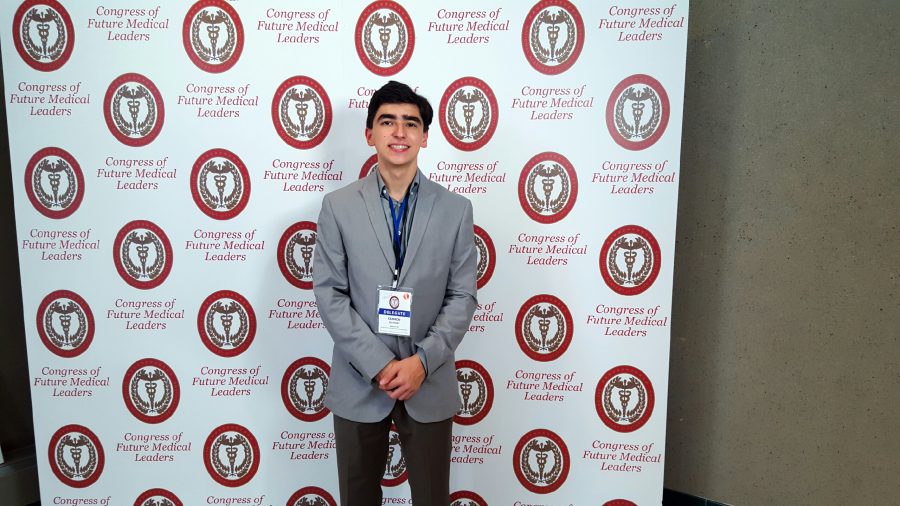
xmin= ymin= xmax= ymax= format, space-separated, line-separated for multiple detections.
xmin=377 ymin=286 xmax=413 ymax=336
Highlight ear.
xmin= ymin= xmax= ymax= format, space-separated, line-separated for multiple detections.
xmin=365 ymin=128 xmax=374 ymax=146
xmin=422 ymin=131 xmax=428 ymax=148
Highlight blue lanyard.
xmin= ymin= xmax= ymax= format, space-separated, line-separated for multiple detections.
xmin=386 ymin=191 xmax=411 ymax=285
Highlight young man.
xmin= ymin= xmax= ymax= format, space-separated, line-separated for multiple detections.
xmin=313 ymin=81 xmax=477 ymax=505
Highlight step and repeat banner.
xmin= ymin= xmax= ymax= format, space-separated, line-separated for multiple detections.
xmin=2 ymin=1 xmax=688 ymax=504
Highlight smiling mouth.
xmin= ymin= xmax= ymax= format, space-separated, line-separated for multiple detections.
xmin=389 ymin=144 xmax=409 ymax=151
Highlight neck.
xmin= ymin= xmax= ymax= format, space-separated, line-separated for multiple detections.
xmin=378 ymin=164 xmax=416 ymax=201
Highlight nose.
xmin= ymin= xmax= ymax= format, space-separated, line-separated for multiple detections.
xmin=392 ymin=122 xmax=406 ymax=138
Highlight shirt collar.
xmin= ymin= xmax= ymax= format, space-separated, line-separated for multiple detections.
xmin=376 ymin=168 xmax=420 ymax=201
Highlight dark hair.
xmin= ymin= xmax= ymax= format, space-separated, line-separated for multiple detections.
xmin=366 ymin=81 xmax=433 ymax=132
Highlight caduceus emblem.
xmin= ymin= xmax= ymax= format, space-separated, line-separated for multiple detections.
xmin=129 ymin=367 xmax=174 ymax=417
xmin=286 ymin=231 xmax=316 ymax=283
xmin=141 ymin=498 xmax=176 ymax=506
xmin=280 ymin=87 xmax=325 ymax=140
xmin=210 ymin=433 xmax=253 ymax=479
xmin=608 ymin=235 xmax=653 ymax=287
xmin=615 ymin=85 xmax=662 ymax=141
xmin=55 ymin=433 xmax=98 ymax=481
xmin=363 ymin=10 xmax=407 ymax=66
xmin=44 ymin=299 xmax=87 ymax=350
xmin=121 ymin=230 xmax=165 ymax=281
xmin=522 ymin=303 xmax=566 ymax=353
xmin=198 ymin=158 xmax=243 ymax=212
xmin=111 ymin=83 xmax=157 ymax=139
xmin=32 ymin=157 xmax=77 ymax=211
xmin=603 ymin=375 xmax=647 ymax=424
xmin=520 ymin=438 xmax=562 ymax=485
xmin=525 ymin=162 xmax=570 ymax=216
xmin=456 ymin=369 xmax=487 ymax=417
xmin=529 ymin=8 xmax=576 ymax=65
xmin=190 ymin=8 xmax=237 ymax=64
xmin=205 ymin=299 xmax=250 ymax=350
xmin=289 ymin=366 xmax=328 ymax=414
xmin=383 ymin=431 xmax=406 ymax=480
xmin=292 ymin=497 xmax=329 ymax=506
xmin=20 ymin=5 xmax=67 ymax=62
xmin=447 ymin=88 xmax=490 ymax=143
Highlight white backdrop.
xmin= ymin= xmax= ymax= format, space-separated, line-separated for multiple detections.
xmin=2 ymin=1 xmax=688 ymax=504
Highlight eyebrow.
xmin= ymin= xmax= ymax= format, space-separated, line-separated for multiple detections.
xmin=377 ymin=113 xmax=422 ymax=124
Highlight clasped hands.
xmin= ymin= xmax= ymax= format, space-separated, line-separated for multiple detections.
xmin=375 ymin=355 xmax=425 ymax=401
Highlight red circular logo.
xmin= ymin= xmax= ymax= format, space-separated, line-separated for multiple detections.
xmin=606 ymin=74 xmax=670 ymax=151
xmin=182 ymin=0 xmax=244 ymax=73
xmin=473 ymin=225 xmax=495 ymax=290
xmin=521 ymin=0 xmax=584 ymax=75
xmin=48 ymin=424 xmax=104 ymax=488
xmin=281 ymin=357 xmax=331 ymax=422
xmin=197 ymin=290 xmax=257 ymax=357
xmin=454 ymin=360 xmax=493 ymax=426
xmin=518 ymin=152 xmax=578 ymax=224
xmin=36 ymin=290 xmax=94 ymax=358
xmin=13 ymin=0 xmax=74 ymax=72
xmin=603 ymin=501 xmax=637 ymax=506
xmin=271 ymin=76 xmax=332 ymax=149
xmin=278 ymin=221 xmax=317 ymax=289
xmin=381 ymin=424 xmax=408 ymax=487
xmin=190 ymin=148 xmax=251 ymax=220
xmin=122 ymin=358 xmax=180 ymax=424
xmin=512 ymin=428 xmax=569 ymax=494
xmin=439 ymin=77 xmax=499 ymax=151
xmin=104 ymin=73 xmax=165 ymax=147
xmin=287 ymin=486 xmax=337 ymax=506
xmin=359 ymin=153 xmax=378 ymax=179
xmin=113 ymin=220 xmax=173 ymax=289
xmin=24 ymin=147 xmax=84 ymax=219
xmin=355 ymin=1 xmax=415 ymax=76
xmin=515 ymin=294 xmax=573 ymax=362
xmin=203 ymin=423 xmax=260 ymax=487
xmin=134 ymin=488 xmax=183 ymax=506
xmin=599 ymin=225 xmax=661 ymax=296
xmin=450 ymin=490 xmax=488 ymax=506
xmin=595 ymin=365 xmax=655 ymax=433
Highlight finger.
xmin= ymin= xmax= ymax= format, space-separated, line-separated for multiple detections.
xmin=384 ymin=375 xmax=406 ymax=391
xmin=378 ymin=370 xmax=399 ymax=388
xmin=392 ymin=381 xmax=416 ymax=398
xmin=377 ymin=362 xmax=399 ymax=384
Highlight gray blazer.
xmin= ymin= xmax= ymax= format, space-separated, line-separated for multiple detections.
xmin=313 ymin=170 xmax=477 ymax=423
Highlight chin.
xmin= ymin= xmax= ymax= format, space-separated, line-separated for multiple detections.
xmin=383 ymin=156 xmax=413 ymax=167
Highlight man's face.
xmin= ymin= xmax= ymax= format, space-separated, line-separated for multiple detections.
xmin=365 ymin=103 xmax=428 ymax=172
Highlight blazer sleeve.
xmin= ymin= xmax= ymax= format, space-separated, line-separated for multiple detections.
xmin=415 ymin=199 xmax=478 ymax=376
xmin=313 ymin=195 xmax=396 ymax=380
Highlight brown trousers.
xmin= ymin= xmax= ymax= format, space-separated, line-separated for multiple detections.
xmin=333 ymin=402 xmax=453 ymax=506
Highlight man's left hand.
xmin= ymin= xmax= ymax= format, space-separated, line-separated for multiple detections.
xmin=379 ymin=355 xmax=425 ymax=401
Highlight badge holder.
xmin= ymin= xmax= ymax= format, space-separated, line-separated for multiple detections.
xmin=377 ymin=285 xmax=413 ymax=337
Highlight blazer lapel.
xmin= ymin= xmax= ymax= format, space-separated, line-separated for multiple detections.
xmin=398 ymin=171 xmax=435 ymax=286
xmin=359 ymin=172 xmax=395 ymax=270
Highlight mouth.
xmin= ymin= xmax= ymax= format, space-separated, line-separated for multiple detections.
xmin=388 ymin=144 xmax=409 ymax=152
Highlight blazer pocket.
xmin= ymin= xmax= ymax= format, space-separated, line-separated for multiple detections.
xmin=348 ymin=361 xmax=364 ymax=379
